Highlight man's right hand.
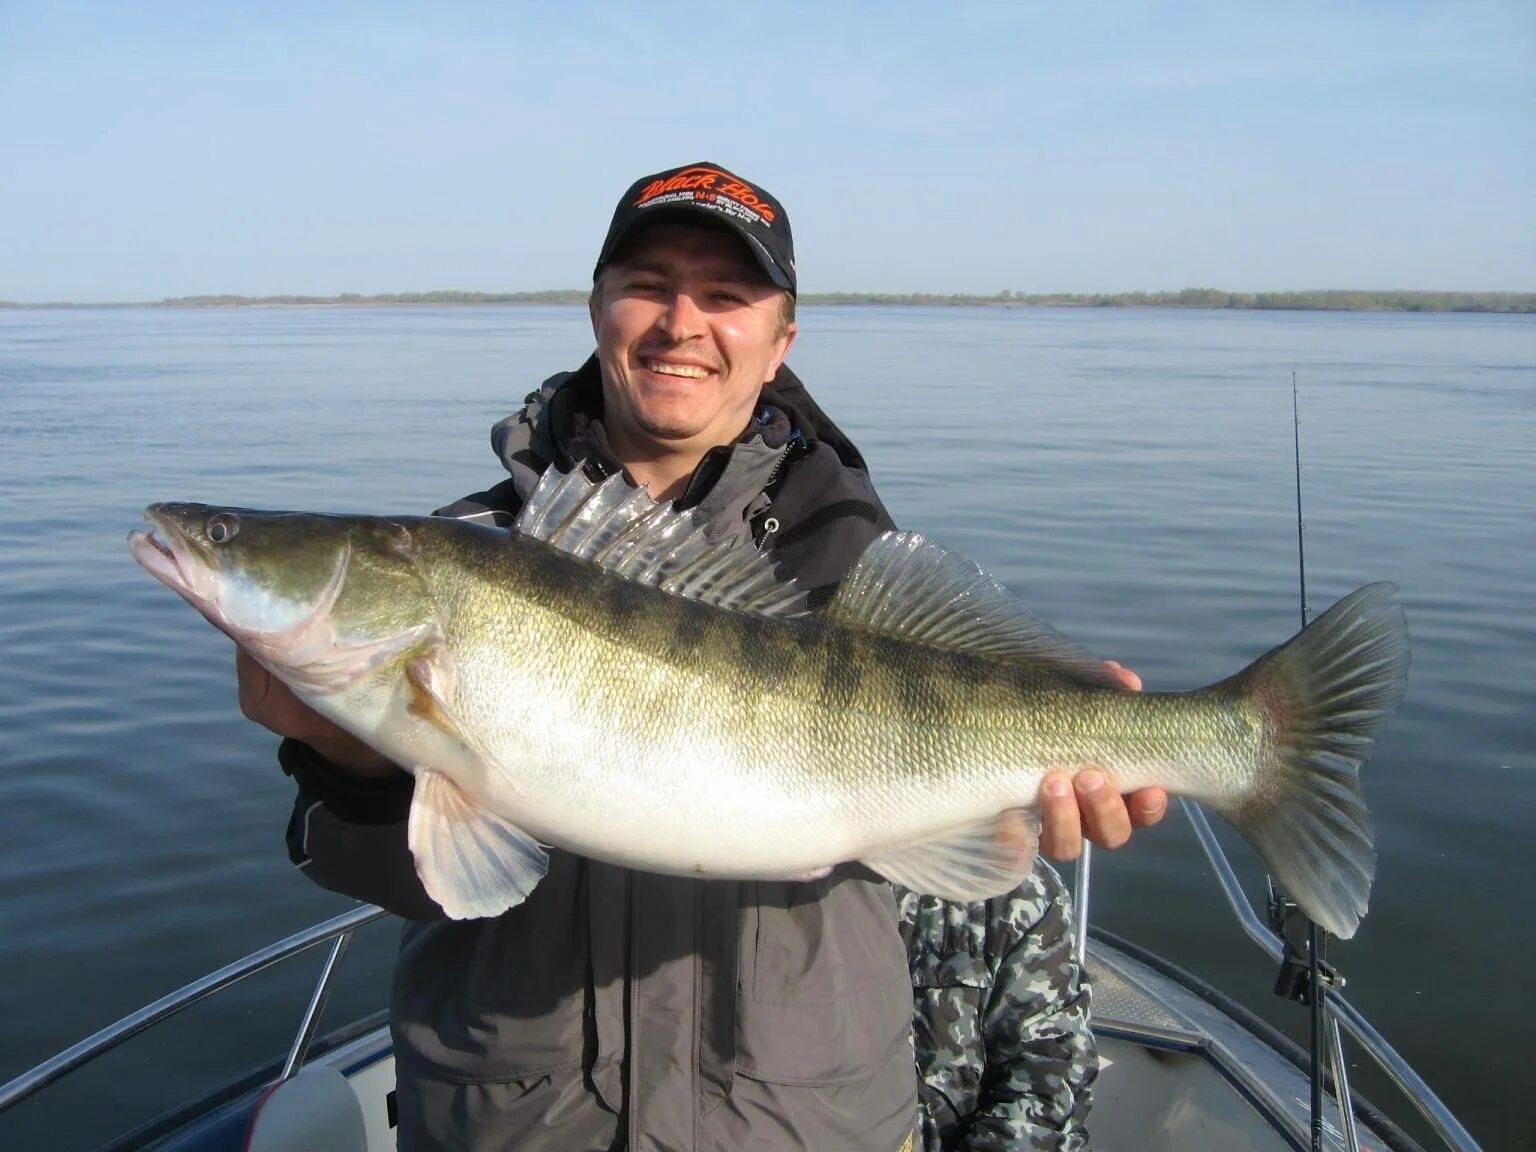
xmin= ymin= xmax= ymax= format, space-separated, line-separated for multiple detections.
xmin=235 ymin=649 xmax=402 ymax=778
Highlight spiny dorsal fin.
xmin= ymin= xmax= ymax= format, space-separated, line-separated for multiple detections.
xmin=515 ymin=464 xmax=807 ymax=617
xmin=826 ymin=531 xmax=1120 ymax=681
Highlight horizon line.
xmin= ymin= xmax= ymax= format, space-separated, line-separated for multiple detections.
xmin=4 ymin=286 xmax=1534 ymax=313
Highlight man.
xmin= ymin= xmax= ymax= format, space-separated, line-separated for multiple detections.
xmin=237 ymin=161 xmax=1165 ymax=1151
xmin=900 ymin=865 xmax=1094 ymax=1152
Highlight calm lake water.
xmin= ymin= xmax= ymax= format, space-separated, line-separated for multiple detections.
xmin=1 ymin=305 xmax=1531 ymax=1150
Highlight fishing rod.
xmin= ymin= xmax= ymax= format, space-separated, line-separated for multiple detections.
xmin=1271 ymin=371 xmax=1359 ymax=1152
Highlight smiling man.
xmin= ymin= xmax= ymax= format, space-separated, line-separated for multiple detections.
xmin=590 ymin=219 xmax=797 ymax=500
xmin=238 ymin=161 xmax=1165 ymax=1151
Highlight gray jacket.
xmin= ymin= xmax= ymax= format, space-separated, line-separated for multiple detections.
xmin=283 ymin=359 xmax=918 ymax=1151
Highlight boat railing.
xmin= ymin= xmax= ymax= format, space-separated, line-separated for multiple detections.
xmin=1073 ymin=799 xmax=1483 ymax=1152
xmin=1 ymin=821 xmax=1485 ymax=1152
xmin=0 ymin=903 xmax=391 ymax=1114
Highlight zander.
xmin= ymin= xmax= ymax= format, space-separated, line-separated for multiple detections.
xmin=128 ymin=467 xmax=1408 ymax=937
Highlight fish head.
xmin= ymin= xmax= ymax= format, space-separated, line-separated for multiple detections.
xmin=129 ymin=503 xmax=436 ymax=691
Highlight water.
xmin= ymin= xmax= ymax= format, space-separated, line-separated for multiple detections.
xmin=1 ymin=305 xmax=1531 ymax=1150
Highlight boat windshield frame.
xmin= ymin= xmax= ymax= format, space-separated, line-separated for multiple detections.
xmin=0 ymin=824 xmax=1484 ymax=1152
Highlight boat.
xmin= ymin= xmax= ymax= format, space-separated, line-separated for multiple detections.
xmin=0 ymin=800 xmax=1482 ymax=1152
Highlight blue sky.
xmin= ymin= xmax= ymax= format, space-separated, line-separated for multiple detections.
xmin=1 ymin=1 xmax=1531 ymax=301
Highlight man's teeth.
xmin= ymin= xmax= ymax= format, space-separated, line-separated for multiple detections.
xmin=646 ymin=361 xmax=710 ymax=379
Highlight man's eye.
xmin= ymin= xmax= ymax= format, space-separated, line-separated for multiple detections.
xmin=711 ymin=290 xmax=746 ymax=305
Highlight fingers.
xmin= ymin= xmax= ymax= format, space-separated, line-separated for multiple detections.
xmin=1040 ymin=770 xmax=1165 ymax=860
xmin=235 ymin=648 xmax=273 ymax=722
xmin=1039 ymin=772 xmax=1084 ymax=860
xmin=1102 ymin=660 xmax=1142 ymax=692
xmin=235 ymin=648 xmax=311 ymax=738
xmin=1073 ymin=769 xmax=1133 ymax=850
xmin=1128 ymin=787 xmax=1169 ymax=828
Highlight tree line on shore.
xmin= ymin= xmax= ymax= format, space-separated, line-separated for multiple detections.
xmin=808 ymin=288 xmax=1536 ymax=313
xmin=4 ymin=288 xmax=1533 ymax=313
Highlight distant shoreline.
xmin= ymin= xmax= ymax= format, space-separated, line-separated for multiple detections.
xmin=3 ymin=289 xmax=1533 ymax=314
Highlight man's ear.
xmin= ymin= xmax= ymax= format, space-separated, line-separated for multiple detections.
xmin=768 ymin=321 xmax=798 ymax=380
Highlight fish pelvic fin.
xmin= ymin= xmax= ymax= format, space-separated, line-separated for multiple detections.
xmin=827 ymin=532 xmax=1122 ymax=683
xmin=1222 ymin=582 xmax=1409 ymax=940
xmin=407 ymin=769 xmax=549 ymax=920
xmin=861 ymin=810 xmax=1038 ymax=901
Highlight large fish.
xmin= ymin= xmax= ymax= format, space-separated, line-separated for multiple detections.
xmin=128 ymin=467 xmax=1408 ymax=937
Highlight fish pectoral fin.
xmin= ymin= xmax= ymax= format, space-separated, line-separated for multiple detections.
xmin=860 ymin=811 xmax=1039 ymax=901
xmin=405 ymin=646 xmax=525 ymax=797
xmin=407 ymin=768 xmax=549 ymax=920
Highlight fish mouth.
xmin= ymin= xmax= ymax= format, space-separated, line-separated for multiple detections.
xmin=128 ymin=507 xmax=195 ymax=595
xmin=127 ymin=505 xmax=358 ymax=680
xmin=128 ymin=505 xmax=236 ymax=636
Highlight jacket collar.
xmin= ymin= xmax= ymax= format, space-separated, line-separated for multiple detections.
xmin=493 ymin=354 xmax=805 ymax=544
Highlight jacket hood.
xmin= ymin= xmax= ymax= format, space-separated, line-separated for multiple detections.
xmin=490 ymin=355 xmax=876 ymax=514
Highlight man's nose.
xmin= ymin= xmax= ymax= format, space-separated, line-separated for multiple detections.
xmin=657 ymin=290 xmax=706 ymax=341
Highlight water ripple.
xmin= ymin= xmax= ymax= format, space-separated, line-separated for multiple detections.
xmin=2 ymin=304 xmax=1532 ymax=1146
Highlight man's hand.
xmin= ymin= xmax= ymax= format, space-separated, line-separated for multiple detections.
xmin=1038 ymin=773 xmax=1168 ymax=861
xmin=998 ymin=660 xmax=1169 ymax=863
xmin=1042 ymin=660 xmax=1167 ymax=859
xmin=235 ymin=649 xmax=401 ymax=778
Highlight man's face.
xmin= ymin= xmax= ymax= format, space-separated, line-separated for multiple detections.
xmin=590 ymin=222 xmax=797 ymax=459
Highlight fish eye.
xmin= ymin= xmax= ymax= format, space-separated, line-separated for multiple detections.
xmin=206 ymin=514 xmax=239 ymax=545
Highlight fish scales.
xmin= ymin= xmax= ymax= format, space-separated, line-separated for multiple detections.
xmin=447 ymin=538 xmax=1249 ymax=846
xmin=128 ymin=469 xmax=1408 ymax=937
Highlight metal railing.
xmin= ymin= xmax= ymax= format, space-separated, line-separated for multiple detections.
xmin=1074 ymin=801 xmax=1482 ymax=1152
xmin=3 ymin=826 xmax=1485 ymax=1152
xmin=0 ymin=904 xmax=391 ymax=1114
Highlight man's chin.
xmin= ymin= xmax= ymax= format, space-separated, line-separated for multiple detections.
xmin=632 ymin=416 xmax=704 ymax=443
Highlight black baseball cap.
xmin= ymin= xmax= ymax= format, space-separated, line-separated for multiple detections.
xmin=593 ymin=161 xmax=796 ymax=295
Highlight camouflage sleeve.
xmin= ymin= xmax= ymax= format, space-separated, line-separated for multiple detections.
xmin=968 ymin=864 xmax=1096 ymax=1151
xmin=901 ymin=862 xmax=1097 ymax=1152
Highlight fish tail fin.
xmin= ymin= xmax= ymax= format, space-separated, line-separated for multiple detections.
xmin=1221 ymin=582 xmax=1409 ymax=940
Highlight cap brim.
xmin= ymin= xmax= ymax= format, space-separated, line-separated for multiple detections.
xmin=596 ymin=206 xmax=794 ymax=293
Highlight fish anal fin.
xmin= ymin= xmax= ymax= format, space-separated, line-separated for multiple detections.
xmin=861 ymin=811 xmax=1039 ymax=901
xmin=407 ymin=768 xmax=548 ymax=920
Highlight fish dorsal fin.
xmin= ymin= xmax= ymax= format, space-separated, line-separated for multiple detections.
xmin=515 ymin=464 xmax=808 ymax=617
xmin=826 ymin=531 xmax=1120 ymax=681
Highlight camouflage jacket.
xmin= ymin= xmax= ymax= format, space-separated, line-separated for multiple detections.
xmin=897 ymin=861 xmax=1096 ymax=1152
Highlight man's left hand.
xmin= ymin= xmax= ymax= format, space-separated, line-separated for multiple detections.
xmin=1001 ymin=660 xmax=1170 ymax=863
xmin=1044 ymin=663 xmax=1161 ymax=860
xmin=1038 ymin=772 xmax=1168 ymax=861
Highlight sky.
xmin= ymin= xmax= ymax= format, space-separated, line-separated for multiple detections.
xmin=1 ymin=1 xmax=1531 ymax=302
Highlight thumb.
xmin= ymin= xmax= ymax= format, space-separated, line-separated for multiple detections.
xmin=235 ymin=648 xmax=273 ymax=709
